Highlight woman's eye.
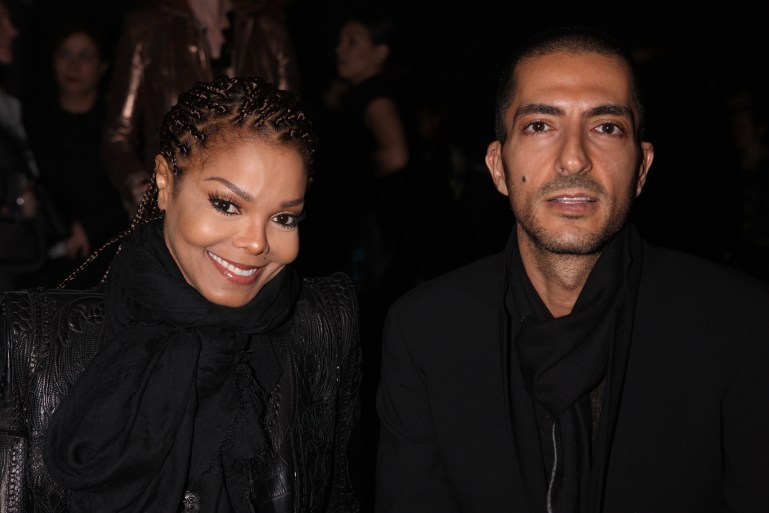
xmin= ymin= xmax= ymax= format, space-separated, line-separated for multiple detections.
xmin=273 ymin=212 xmax=305 ymax=229
xmin=209 ymin=196 xmax=239 ymax=215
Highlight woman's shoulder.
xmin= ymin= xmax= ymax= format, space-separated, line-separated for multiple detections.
xmin=294 ymin=272 xmax=359 ymax=345
xmin=301 ymin=272 xmax=356 ymax=302
xmin=1 ymin=287 xmax=106 ymax=332
xmin=1 ymin=286 xmax=104 ymax=307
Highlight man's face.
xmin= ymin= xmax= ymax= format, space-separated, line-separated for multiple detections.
xmin=486 ymin=51 xmax=654 ymax=255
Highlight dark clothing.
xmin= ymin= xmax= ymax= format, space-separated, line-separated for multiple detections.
xmin=24 ymin=98 xmax=127 ymax=251
xmin=306 ymin=74 xmax=416 ymax=303
xmin=0 ymin=89 xmax=58 ymax=290
xmin=728 ymin=153 xmax=769 ymax=283
xmin=1 ymin=222 xmax=361 ymax=511
xmin=376 ymin=223 xmax=769 ymax=513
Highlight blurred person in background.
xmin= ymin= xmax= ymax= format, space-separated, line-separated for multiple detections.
xmin=23 ymin=20 xmax=129 ymax=287
xmin=1 ymin=0 xmax=72 ymax=291
xmin=102 ymin=0 xmax=302 ymax=218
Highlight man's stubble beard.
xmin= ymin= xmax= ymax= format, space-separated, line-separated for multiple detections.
xmin=509 ymin=172 xmax=638 ymax=256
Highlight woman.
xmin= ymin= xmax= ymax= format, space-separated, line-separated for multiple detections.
xmin=306 ymin=8 xmax=417 ymax=315
xmin=0 ymin=75 xmax=360 ymax=512
xmin=23 ymin=22 xmax=129 ymax=287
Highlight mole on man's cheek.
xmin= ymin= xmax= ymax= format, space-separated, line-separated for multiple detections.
xmin=522 ymin=176 xmax=527 ymax=183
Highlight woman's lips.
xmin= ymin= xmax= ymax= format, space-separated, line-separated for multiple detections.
xmin=206 ymin=250 xmax=263 ymax=285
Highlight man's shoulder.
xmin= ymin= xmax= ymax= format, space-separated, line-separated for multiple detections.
xmin=643 ymin=243 xmax=769 ymax=305
xmin=392 ymin=252 xmax=505 ymax=313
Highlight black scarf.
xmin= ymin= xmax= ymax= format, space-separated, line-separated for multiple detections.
xmin=44 ymin=219 xmax=301 ymax=512
xmin=503 ymin=223 xmax=643 ymax=513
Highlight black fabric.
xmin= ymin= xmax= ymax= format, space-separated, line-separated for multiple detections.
xmin=503 ymin=223 xmax=643 ymax=513
xmin=44 ymin=218 xmax=301 ymax=512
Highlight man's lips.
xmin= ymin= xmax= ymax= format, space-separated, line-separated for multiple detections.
xmin=547 ymin=195 xmax=596 ymax=204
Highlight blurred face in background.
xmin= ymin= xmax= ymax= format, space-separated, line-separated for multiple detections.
xmin=335 ymin=20 xmax=388 ymax=85
xmin=0 ymin=1 xmax=19 ymax=65
xmin=53 ymin=31 xmax=107 ymax=98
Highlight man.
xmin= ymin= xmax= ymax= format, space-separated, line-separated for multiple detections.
xmin=375 ymin=25 xmax=769 ymax=513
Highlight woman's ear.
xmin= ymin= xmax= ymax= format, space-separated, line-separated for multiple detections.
xmin=155 ymin=155 xmax=173 ymax=211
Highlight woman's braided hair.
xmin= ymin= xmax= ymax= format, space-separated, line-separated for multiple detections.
xmin=59 ymin=75 xmax=317 ymax=288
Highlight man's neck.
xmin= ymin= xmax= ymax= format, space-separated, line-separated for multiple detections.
xmin=518 ymin=232 xmax=600 ymax=318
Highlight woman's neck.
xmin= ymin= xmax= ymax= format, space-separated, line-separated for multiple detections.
xmin=59 ymin=90 xmax=97 ymax=114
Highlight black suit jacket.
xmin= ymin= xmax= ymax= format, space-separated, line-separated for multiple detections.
xmin=375 ymin=232 xmax=769 ymax=513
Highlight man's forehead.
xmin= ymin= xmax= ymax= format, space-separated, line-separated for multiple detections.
xmin=508 ymin=52 xmax=636 ymax=114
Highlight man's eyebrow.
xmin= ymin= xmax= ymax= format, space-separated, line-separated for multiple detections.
xmin=205 ymin=177 xmax=253 ymax=201
xmin=513 ymin=103 xmax=562 ymax=122
xmin=513 ymin=103 xmax=636 ymax=125
xmin=587 ymin=104 xmax=636 ymax=124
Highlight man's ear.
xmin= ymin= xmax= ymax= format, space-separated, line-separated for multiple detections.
xmin=155 ymin=154 xmax=173 ymax=211
xmin=485 ymin=141 xmax=509 ymax=196
xmin=635 ymin=141 xmax=654 ymax=197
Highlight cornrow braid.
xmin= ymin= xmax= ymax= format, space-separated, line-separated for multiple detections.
xmin=57 ymin=75 xmax=317 ymax=289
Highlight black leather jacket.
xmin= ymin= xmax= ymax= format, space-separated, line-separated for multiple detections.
xmin=0 ymin=273 xmax=361 ymax=512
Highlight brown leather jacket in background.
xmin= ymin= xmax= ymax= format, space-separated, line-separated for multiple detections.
xmin=102 ymin=0 xmax=301 ymax=207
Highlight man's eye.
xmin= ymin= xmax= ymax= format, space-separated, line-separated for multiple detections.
xmin=524 ymin=121 xmax=548 ymax=133
xmin=597 ymin=122 xmax=623 ymax=135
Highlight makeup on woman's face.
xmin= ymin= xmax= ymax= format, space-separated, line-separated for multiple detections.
xmin=156 ymin=138 xmax=308 ymax=307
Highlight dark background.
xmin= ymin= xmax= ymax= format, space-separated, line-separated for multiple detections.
xmin=5 ymin=0 xmax=767 ymax=263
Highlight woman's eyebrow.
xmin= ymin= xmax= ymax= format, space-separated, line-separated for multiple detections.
xmin=205 ymin=177 xmax=253 ymax=201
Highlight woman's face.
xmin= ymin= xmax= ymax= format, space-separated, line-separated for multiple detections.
xmin=0 ymin=2 xmax=19 ymax=66
xmin=156 ymin=137 xmax=307 ymax=308
xmin=335 ymin=20 xmax=387 ymax=85
xmin=54 ymin=31 xmax=106 ymax=97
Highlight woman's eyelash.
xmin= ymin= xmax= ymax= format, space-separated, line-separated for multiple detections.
xmin=208 ymin=194 xmax=240 ymax=215
xmin=274 ymin=211 xmax=306 ymax=228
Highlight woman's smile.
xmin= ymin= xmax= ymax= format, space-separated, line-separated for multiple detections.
xmin=206 ymin=249 xmax=263 ymax=284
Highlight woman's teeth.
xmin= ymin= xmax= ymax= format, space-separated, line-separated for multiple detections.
xmin=208 ymin=252 xmax=259 ymax=276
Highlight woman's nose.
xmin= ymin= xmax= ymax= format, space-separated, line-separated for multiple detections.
xmin=236 ymin=224 xmax=269 ymax=256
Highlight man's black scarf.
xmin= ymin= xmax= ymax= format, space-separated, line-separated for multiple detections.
xmin=503 ymin=223 xmax=643 ymax=513
xmin=44 ymin=218 xmax=301 ymax=512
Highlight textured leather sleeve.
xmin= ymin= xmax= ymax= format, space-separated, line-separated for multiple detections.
xmin=0 ymin=288 xmax=106 ymax=512
xmin=322 ymin=273 xmax=362 ymax=513
xmin=0 ymin=432 xmax=26 ymax=513
xmin=290 ymin=272 xmax=362 ymax=513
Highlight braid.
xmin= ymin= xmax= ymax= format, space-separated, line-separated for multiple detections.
xmin=58 ymin=75 xmax=317 ymax=289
